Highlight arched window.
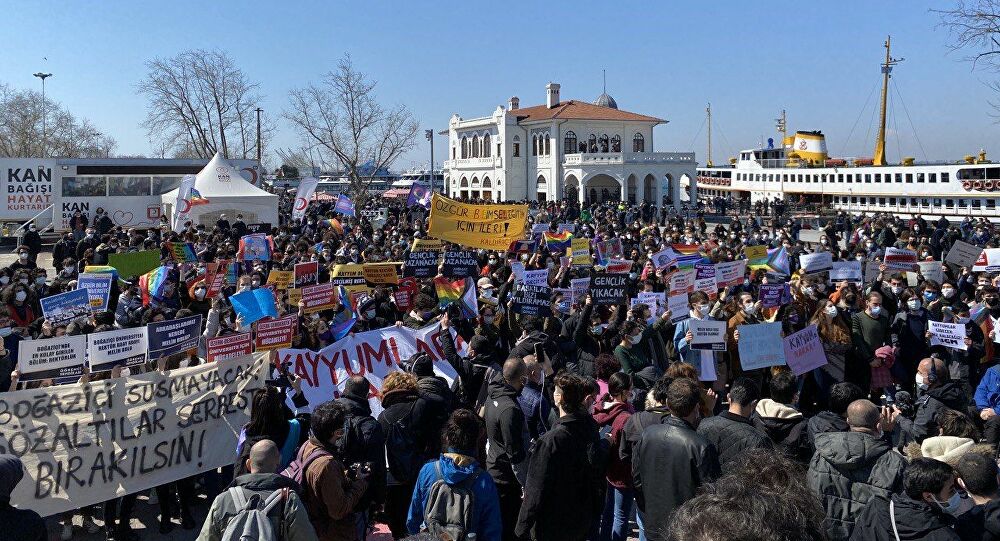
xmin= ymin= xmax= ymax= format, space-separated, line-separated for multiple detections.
xmin=472 ymin=135 xmax=480 ymax=158
xmin=532 ymin=135 xmax=538 ymax=156
xmin=512 ymin=135 xmax=521 ymax=157
xmin=564 ymin=131 xmax=577 ymax=154
xmin=461 ymin=136 xmax=468 ymax=159
xmin=483 ymin=133 xmax=491 ymax=157
xmin=472 ymin=176 xmax=479 ymax=187
xmin=460 ymin=177 xmax=469 ymax=188
xmin=482 ymin=176 xmax=492 ymax=188
xmin=544 ymin=135 xmax=550 ymax=155
xmin=588 ymin=134 xmax=597 ymax=153
xmin=611 ymin=135 xmax=621 ymax=152
xmin=633 ymin=133 xmax=645 ymax=152
xmin=599 ymin=134 xmax=609 ymax=153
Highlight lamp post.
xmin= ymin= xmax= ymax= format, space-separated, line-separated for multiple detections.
xmin=33 ymin=72 xmax=52 ymax=157
xmin=425 ymin=129 xmax=434 ymax=193
xmin=255 ymin=107 xmax=263 ymax=163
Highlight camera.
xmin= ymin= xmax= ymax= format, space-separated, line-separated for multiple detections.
xmin=265 ymin=361 xmax=293 ymax=389
xmin=347 ymin=461 xmax=372 ymax=480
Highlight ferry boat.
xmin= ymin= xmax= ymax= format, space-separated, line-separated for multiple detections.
xmin=693 ymin=36 xmax=1000 ymax=219
xmin=392 ymin=168 xmax=444 ymax=190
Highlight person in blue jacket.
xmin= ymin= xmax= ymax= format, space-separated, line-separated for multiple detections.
xmin=407 ymin=408 xmax=502 ymax=541
xmin=975 ymin=363 xmax=1000 ymax=445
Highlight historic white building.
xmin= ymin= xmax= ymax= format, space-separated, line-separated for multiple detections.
xmin=442 ymin=83 xmax=696 ymax=207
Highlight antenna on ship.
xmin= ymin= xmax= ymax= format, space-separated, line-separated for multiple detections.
xmin=775 ymin=109 xmax=787 ymax=143
xmin=873 ymin=35 xmax=904 ymax=166
xmin=706 ymin=103 xmax=713 ymax=167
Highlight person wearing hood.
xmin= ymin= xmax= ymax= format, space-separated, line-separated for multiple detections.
xmin=849 ymin=457 xmax=963 ymax=541
xmin=592 ymin=372 xmax=635 ymax=541
xmin=891 ymin=288 xmax=931 ymax=382
xmin=807 ymin=399 xmax=907 ymax=541
xmin=807 ymin=382 xmax=866 ymax=449
xmin=953 ymin=452 xmax=1000 ymax=541
xmin=752 ymin=370 xmax=811 ymax=464
xmin=0 ymin=454 xmax=46 ymax=541
xmin=897 ymin=357 xmax=968 ymax=445
xmin=406 ymin=409 xmax=502 ymax=541
xmin=632 ymin=378 xmax=719 ymax=541
xmin=509 ymin=316 xmax=563 ymax=370
xmin=334 ymin=376 xmax=386 ymax=534
xmin=403 ymin=293 xmax=438 ymax=329
xmin=410 ymin=352 xmax=454 ymax=457
xmin=197 ymin=439 xmax=317 ymax=541
xmin=377 ymin=371 xmax=430 ymax=539
xmin=484 ymin=358 xmax=529 ymax=541
xmin=697 ymin=377 xmax=771 ymax=474
xmin=516 ymin=371 xmax=608 ymax=541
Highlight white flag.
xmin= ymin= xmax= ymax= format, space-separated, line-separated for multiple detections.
xmin=293 ymin=177 xmax=319 ymax=221
xmin=172 ymin=174 xmax=196 ymax=232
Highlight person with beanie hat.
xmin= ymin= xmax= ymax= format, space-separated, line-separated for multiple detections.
xmin=334 ymin=376 xmax=386 ymax=537
xmin=0 ymin=454 xmax=46 ymax=541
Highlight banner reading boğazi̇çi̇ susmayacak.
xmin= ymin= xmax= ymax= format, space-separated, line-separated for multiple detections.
xmin=1 ymin=353 xmax=266 ymax=517
xmin=276 ymin=321 xmax=465 ymax=417
xmin=426 ymin=193 xmax=528 ymax=251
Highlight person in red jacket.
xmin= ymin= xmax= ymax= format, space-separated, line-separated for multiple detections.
xmin=592 ymin=372 xmax=635 ymax=541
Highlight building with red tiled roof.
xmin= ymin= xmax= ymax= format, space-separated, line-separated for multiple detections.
xmin=443 ymin=83 xmax=696 ymax=206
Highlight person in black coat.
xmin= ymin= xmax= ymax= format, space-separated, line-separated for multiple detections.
xmin=696 ymin=377 xmax=771 ymax=474
xmin=807 ymin=382 xmax=865 ymax=450
xmin=515 ymin=371 xmax=607 ymax=541
xmin=897 ymin=357 xmax=969 ymax=445
xmin=335 ymin=376 xmax=386 ymax=523
xmin=52 ymin=233 xmax=76 ymax=272
xmin=620 ymin=376 xmax=672 ymax=470
xmin=440 ymin=317 xmax=501 ymax=410
xmin=633 ymin=378 xmax=720 ymax=541
xmin=484 ymin=358 xmax=528 ymax=541
xmin=0 ymin=455 xmax=45 ymax=541
xmin=510 ymin=317 xmax=564 ymax=371
xmin=752 ymin=370 xmax=812 ymax=464
xmin=849 ymin=457 xmax=963 ymax=541
xmin=20 ymin=224 xmax=42 ymax=264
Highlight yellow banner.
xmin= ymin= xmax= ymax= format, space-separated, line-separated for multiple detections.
xmin=411 ymin=238 xmax=444 ymax=252
xmin=287 ymin=288 xmax=302 ymax=307
xmin=331 ymin=264 xmax=370 ymax=292
xmin=362 ymin=263 xmax=400 ymax=285
xmin=745 ymin=245 xmax=768 ymax=261
xmin=427 ymin=193 xmax=528 ymax=251
xmin=571 ymin=238 xmax=592 ymax=265
xmin=266 ymin=270 xmax=294 ymax=290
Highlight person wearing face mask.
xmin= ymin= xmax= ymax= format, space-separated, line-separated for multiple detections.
xmin=932 ymin=303 xmax=984 ymax=400
xmin=851 ymin=292 xmax=891 ymax=396
xmin=632 ymin=378 xmax=719 ymax=541
xmin=614 ymin=320 xmax=652 ymax=377
xmin=7 ymin=248 xmax=35 ymax=273
xmin=980 ymin=293 xmax=1000 ymax=367
xmin=896 ymin=357 xmax=968 ymax=446
xmin=891 ymin=290 xmax=931 ymax=385
xmin=807 ymin=399 xmax=906 ymax=541
xmin=674 ymin=291 xmax=721 ymax=383
xmin=810 ymin=299 xmax=854 ymax=392
xmin=4 ymin=286 xmax=34 ymax=330
xmin=184 ymin=279 xmax=212 ymax=318
xmin=850 ymin=458 xmax=965 ymax=541
xmin=726 ymin=293 xmax=764 ymax=382
xmin=75 ymin=228 xmax=101 ymax=261
xmin=866 ymin=268 xmax=905 ymax=322
xmin=483 ymin=358 xmax=530 ymax=541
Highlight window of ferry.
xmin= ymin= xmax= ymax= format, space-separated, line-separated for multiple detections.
xmin=895 ymin=173 xmax=903 ymax=183
xmin=973 ymin=199 xmax=983 ymax=209
xmin=922 ymin=198 xmax=930 ymax=207
xmin=916 ymin=173 xmax=924 ymax=183
xmin=910 ymin=198 xmax=917 ymax=206
xmin=941 ymin=172 xmax=949 ymax=183
xmin=988 ymin=168 xmax=1000 ymax=180
xmin=929 ymin=173 xmax=937 ymax=183
xmin=959 ymin=199 xmax=968 ymax=208
xmin=108 ymin=176 xmax=151 ymax=197
xmin=847 ymin=174 xmax=854 ymax=182
xmin=946 ymin=199 xmax=954 ymax=207
xmin=152 ymin=176 xmax=183 ymax=195
xmin=821 ymin=174 xmax=827 ymax=183
xmin=851 ymin=197 xmax=857 ymax=204
xmin=837 ymin=174 xmax=843 ymax=182
xmin=933 ymin=198 xmax=942 ymax=207
xmin=783 ymin=174 xmax=788 ymax=182
xmin=865 ymin=174 xmax=872 ymax=183
xmin=988 ymin=200 xmax=996 ymax=210
xmin=879 ymin=197 xmax=886 ymax=205
xmin=875 ymin=173 xmax=881 ymax=182
xmin=797 ymin=174 xmax=803 ymax=182
xmin=62 ymin=176 xmax=106 ymax=197
xmin=903 ymin=174 xmax=912 ymax=183
xmin=889 ymin=197 xmax=897 ymax=205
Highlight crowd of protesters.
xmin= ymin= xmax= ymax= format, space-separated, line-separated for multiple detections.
xmin=5 ymin=188 xmax=1000 ymax=541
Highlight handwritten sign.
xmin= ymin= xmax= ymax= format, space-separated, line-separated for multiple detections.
xmin=783 ymin=324 xmax=827 ymax=376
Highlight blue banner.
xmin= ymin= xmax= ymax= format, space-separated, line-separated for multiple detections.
xmin=147 ymin=314 xmax=203 ymax=358
xmin=334 ymin=194 xmax=356 ymax=217
xmin=77 ymin=273 xmax=113 ymax=312
xmin=40 ymin=288 xmax=92 ymax=326
xmin=229 ymin=288 xmax=278 ymax=326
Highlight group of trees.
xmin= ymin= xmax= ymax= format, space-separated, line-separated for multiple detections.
xmin=0 ymin=82 xmax=115 ymax=158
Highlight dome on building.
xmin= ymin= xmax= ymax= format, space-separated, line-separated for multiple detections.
xmin=593 ymin=92 xmax=618 ymax=109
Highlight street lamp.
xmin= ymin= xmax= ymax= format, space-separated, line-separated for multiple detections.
xmin=425 ymin=129 xmax=434 ymax=193
xmin=33 ymin=72 xmax=52 ymax=157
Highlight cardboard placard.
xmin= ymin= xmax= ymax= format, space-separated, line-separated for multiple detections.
xmin=590 ymin=272 xmax=628 ymax=306
xmin=441 ymin=251 xmax=480 ymax=278
xmin=87 ymin=327 xmax=148 ymax=372
xmin=206 ymin=332 xmax=253 ymax=362
xmin=147 ymin=314 xmax=203 ymax=358
xmin=511 ymin=283 xmax=552 ymax=316
xmin=294 ymin=261 xmax=319 ymax=288
xmin=16 ymin=335 xmax=87 ymax=382
xmin=690 ymin=319 xmax=727 ymax=351
xmin=255 ymin=315 xmax=297 ymax=352
xmin=737 ymin=322 xmax=786 ymax=371
xmin=403 ymin=251 xmax=440 ymax=278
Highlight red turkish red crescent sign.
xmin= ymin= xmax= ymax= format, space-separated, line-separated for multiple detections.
xmin=294 ymin=198 xmax=307 ymax=211
xmin=241 ymin=167 xmax=259 ymax=185
xmin=178 ymin=199 xmax=192 ymax=214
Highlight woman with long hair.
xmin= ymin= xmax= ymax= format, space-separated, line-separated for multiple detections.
xmin=810 ymin=298 xmax=853 ymax=403
xmin=240 ymin=375 xmax=311 ymax=471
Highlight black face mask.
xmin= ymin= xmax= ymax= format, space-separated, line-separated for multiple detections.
xmin=991 ymin=306 xmax=1000 ymax=318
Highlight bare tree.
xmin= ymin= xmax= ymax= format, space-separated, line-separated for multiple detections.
xmin=285 ymin=55 xmax=418 ymax=202
xmin=136 ymin=49 xmax=274 ymax=160
xmin=0 ymin=82 xmax=116 ymax=158
xmin=937 ymin=1 xmax=1000 ymax=69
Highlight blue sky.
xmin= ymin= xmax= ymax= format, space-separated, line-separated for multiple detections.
xmin=1 ymin=1 xmax=996 ymax=169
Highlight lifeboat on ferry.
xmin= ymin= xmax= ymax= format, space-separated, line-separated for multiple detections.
xmin=825 ymin=159 xmax=847 ymax=167
xmin=855 ymin=157 xmax=874 ymax=166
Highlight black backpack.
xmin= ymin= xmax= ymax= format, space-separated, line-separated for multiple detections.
xmin=385 ymin=402 xmax=424 ymax=483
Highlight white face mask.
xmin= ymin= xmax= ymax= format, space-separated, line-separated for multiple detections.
xmin=891 ymin=285 xmax=903 ymax=295
xmin=15 ymin=291 xmax=26 ymax=302
xmin=908 ymin=299 xmax=921 ymax=311
xmin=916 ymin=373 xmax=929 ymax=391
xmin=942 ymin=287 xmax=956 ymax=299
xmin=743 ymin=302 xmax=757 ymax=315
xmin=696 ymin=303 xmax=710 ymax=315
xmin=825 ymin=305 xmax=838 ymax=317
xmin=194 ymin=289 xmax=207 ymax=300
xmin=869 ymin=305 xmax=882 ymax=316
xmin=629 ymin=333 xmax=643 ymax=345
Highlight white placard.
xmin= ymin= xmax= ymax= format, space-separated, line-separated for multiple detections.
xmin=929 ymin=320 xmax=967 ymax=350
xmin=690 ymin=319 xmax=727 ymax=351
xmin=800 ymin=252 xmax=833 ymax=274
xmin=830 ymin=261 xmax=863 ymax=282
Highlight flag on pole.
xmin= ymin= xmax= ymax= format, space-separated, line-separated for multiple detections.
xmin=293 ymin=177 xmax=319 ymax=221
xmin=334 ymin=194 xmax=355 ymax=217
xmin=171 ymin=174 xmax=196 ymax=232
xmin=187 ymin=188 xmax=210 ymax=206
xmin=138 ymin=266 xmax=170 ymax=306
xmin=407 ymin=181 xmax=432 ymax=209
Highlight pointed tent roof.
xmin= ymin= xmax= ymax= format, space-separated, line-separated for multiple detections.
xmin=185 ymin=152 xmax=273 ymax=197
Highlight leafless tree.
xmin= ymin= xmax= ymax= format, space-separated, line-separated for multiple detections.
xmin=0 ymin=82 xmax=116 ymax=158
xmin=937 ymin=1 xmax=1000 ymax=69
xmin=136 ymin=49 xmax=274 ymax=160
xmin=284 ymin=55 xmax=418 ymax=202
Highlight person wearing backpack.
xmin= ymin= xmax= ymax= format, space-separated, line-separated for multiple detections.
xmin=406 ymin=409 xmax=502 ymax=541
xmin=285 ymin=400 xmax=369 ymax=541
xmin=197 ymin=439 xmax=317 ymax=541
xmin=378 ymin=371 xmax=434 ymax=539
xmin=334 ymin=376 xmax=387 ymax=539
xmin=516 ymin=371 xmax=609 ymax=541
xmin=484 ymin=358 xmax=530 ymax=541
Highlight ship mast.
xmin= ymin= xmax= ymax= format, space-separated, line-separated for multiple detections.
xmin=706 ymin=103 xmax=713 ymax=167
xmin=873 ymin=35 xmax=903 ymax=166
xmin=775 ymin=109 xmax=787 ymax=143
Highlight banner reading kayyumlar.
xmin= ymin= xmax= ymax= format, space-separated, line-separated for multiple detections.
xmin=427 ymin=193 xmax=528 ymax=250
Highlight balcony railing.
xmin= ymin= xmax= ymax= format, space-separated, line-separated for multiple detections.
xmin=443 ymin=157 xmax=502 ymax=168
xmin=563 ymin=152 xmax=695 ymax=166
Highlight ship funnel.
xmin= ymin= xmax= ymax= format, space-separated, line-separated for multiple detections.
xmin=791 ymin=131 xmax=828 ymax=165
xmin=782 ymin=136 xmax=795 ymax=149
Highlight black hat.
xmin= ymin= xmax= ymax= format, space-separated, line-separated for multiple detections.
xmin=410 ymin=352 xmax=434 ymax=377
xmin=343 ymin=377 xmax=370 ymax=400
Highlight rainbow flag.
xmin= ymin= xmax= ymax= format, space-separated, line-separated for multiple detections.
xmin=671 ymin=244 xmax=701 ymax=256
xmin=543 ymin=231 xmax=573 ymax=253
xmin=188 ymin=188 xmax=210 ymax=206
xmin=434 ymin=276 xmax=478 ymax=319
xmin=139 ymin=266 xmax=170 ymax=306
xmin=169 ymin=241 xmax=198 ymax=263
xmin=225 ymin=260 xmax=239 ymax=285
xmin=328 ymin=286 xmax=356 ymax=340
xmin=325 ymin=218 xmax=344 ymax=235
xmin=749 ymin=246 xmax=790 ymax=277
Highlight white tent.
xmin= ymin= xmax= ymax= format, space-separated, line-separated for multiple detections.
xmin=161 ymin=153 xmax=278 ymax=227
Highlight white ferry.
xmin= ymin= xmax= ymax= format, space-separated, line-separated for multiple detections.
xmin=693 ymin=37 xmax=1000 ymax=219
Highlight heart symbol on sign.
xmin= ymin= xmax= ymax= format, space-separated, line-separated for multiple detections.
xmin=112 ymin=210 xmax=134 ymax=226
